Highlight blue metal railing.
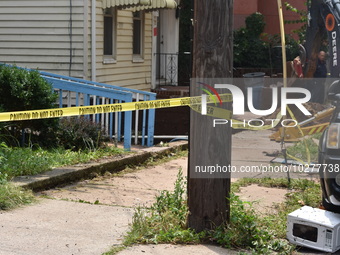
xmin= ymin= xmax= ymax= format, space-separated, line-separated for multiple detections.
xmin=40 ymin=71 xmax=156 ymax=150
xmin=4 ymin=65 xmax=156 ymax=150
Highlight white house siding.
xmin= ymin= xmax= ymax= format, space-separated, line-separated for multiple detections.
xmin=95 ymin=1 xmax=153 ymax=91
xmin=0 ymin=0 xmax=153 ymax=91
xmin=0 ymin=0 xmax=85 ymax=78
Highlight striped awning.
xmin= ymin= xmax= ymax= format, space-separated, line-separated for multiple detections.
xmin=133 ymin=0 xmax=177 ymax=11
xmin=102 ymin=0 xmax=152 ymax=9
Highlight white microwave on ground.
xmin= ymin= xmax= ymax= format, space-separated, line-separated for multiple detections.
xmin=287 ymin=206 xmax=340 ymax=253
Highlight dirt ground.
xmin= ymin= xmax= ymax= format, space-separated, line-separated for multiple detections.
xmin=39 ymin=129 xmax=303 ymax=215
xmin=40 ymin=157 xmax=189 ymax=208
xmin=39 ymin=156 xmax=289 ymax=216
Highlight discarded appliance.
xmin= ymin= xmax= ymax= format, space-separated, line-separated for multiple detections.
xmin=287 ymin=206 xmax=340 ymax=253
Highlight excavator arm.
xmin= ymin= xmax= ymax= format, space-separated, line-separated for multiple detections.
xmin=269 ymin=0 xmax=340 ymax=142
xmin=304 ymin=0 xmax=340 ymax=78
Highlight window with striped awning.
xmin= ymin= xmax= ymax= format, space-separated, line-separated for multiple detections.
xmin=102 ymin=0 xmax=151 ymax=9
xmin=102 ymin=0 xmax=177 ymax=10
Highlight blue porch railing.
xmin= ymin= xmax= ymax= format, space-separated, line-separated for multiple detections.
xmin=5 ymin=65 xmax=156 ymax=150
xmin=39 ymin=71 xmax=156 ymax=151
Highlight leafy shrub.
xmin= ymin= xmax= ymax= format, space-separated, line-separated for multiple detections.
xmin=234 ymin=12 xmax=270 ymax=68
xmin=234 ymin=12 xmax=300 ymax=69
xmin=245 ymin=12 xmax=266 ymax=38
xmin=56 ymin=117 xmax=106 ymax=151
xmin=0 ymin=65 xmax=59 ymax=147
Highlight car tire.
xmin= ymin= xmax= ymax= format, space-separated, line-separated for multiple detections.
xmin=322 ymin=196 xmax=340 ymax=213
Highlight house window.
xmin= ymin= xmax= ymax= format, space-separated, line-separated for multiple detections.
xmin=133 ymin=11 xmax=144 ymax=61
xmin=103 ymin=8 xmax=116 ymax=63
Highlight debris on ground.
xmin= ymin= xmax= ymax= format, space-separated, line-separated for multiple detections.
xmin=263 ymin=102 xmax=332 ymax=129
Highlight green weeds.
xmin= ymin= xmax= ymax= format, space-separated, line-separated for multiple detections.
xmin=0 ymin=143 xmax=185 ymax=212
xmin=0 ymin=183 xmax=35 ymax=210
xmin=0 ymin=145 xmax=124 ymax=180
xmin=0 ymin=144 xmax=124 ymax=210
xmin=232 ymin=177 xmax=320 ymax=192
xmin=259 ymin=179 xmax=321 ymax=241
xmin=286 ymin=134 xmax=321 ymax=162
xmin=124 ymin=168 xmax=203 ymax=246
xmin=210 ymin=193 xmax=294 ymax=254
xmin=120 ymin=173 xmax=322 ymax=255
xmin=232 ymin=177 xmax=321 ymax=254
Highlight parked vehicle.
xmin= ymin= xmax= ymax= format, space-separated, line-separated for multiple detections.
xmin=319 ymin=81 xmax=340 ymax=212
xmin=301 ymin=0 xmax=340 ymax=212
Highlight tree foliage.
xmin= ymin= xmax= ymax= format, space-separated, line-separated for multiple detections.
xmin=234 ymin=12 xmax=270 ymax=68
xmin=234 ymin=12 xmax=300 ymax=69
xmin=0 ymin=65 xmax=59 ymax=147
xmin=284 ymin=1 xmax=308 ymax=43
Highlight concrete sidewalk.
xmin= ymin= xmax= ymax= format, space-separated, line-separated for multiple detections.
xmin=0 ymin=199 xmax=133 ymax=255
xmin=2 ymin=141 xmax=189 ymax=255
xmin=0 ymin=130 xmax=321 ymax=255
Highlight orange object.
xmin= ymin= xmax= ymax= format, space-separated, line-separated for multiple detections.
xmin=293 ymin=56 xmax=304 ymax=78
xmin=326 ymin=13 xmax=335 ymax=31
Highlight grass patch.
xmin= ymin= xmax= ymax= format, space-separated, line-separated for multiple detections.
xmin=232 ymin=177 xmax=320 ymax=192
xmin=0 ymin=182 xmax=36 ymax=210
xmin=0 ymin=141 xmax=186 ymax=212
xmin=285 ymin=134 xmax=320 ymax=162
xmin=0 ymin=144 xmax=125 ymax=180
xmin=123 ymin=168 xmax=203 ymax=246
xmin=233 ymin=177 xmax=321 ymax=250
xmin=262 ymin=180 xmax=321 ymax=240
xmin=209 ymin=193 xmax=294 ymax=254
xmin=0 ymin=142 xmax=125 ymax=210
xmin=102 ymin=245 xmax=126 ymax=255
xmin=119 ymin=173 xmax=322 ymax=255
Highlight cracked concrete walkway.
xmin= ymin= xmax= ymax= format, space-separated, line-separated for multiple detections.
xmin=0 ymin=130 xmax=322 ymax=255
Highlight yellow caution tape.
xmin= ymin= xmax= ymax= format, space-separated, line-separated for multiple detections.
xmin=0 ymin=94 xmax=230 ymax=122
xmin=0 ymin=92 xmax=281 ymax=131
xmin=189 ymin=104 xmax=233 ymax=120
xmin=285 ymin=105 xmax=311 ymax=165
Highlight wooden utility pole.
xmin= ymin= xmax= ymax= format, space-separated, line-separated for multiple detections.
xmin=187 ymin=0 xmax=233 ymax=232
